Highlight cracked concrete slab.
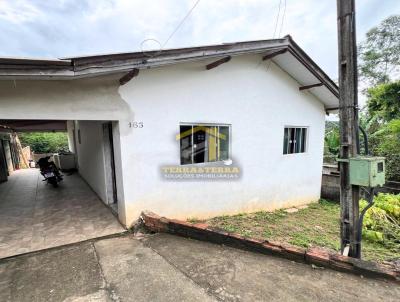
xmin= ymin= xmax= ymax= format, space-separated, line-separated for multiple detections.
xmin=63 ymin=290 xmax=112 ymax=302
xmin=144 ymin=234 xmax=400 ymax=302
xmin=0 ymin=233 xmax=399 ymax=302
xmin=0 ymin=235 xmax=215 ymax=302
xmin=0 ymin=242 xmax=103 ymax=302
xmin=93 ymin=236 xmax=216 ymax=302
xmin=0 ymin=169 xmax=125 ymax=259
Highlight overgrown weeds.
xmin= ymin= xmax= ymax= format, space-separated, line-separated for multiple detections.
xmin=192 ymin=196 xmax=400 ymax=263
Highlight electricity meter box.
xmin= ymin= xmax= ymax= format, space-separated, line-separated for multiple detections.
xmin=349 ymin=156 xmax=385 ymax=187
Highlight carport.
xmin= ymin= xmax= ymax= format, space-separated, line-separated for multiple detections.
xmin=0 ymin=168 xmax=124 ymax=259
xmin=0 ymin=117 xmax=126 ymax=258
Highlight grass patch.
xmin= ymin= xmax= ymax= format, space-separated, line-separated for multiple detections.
xmin=202 ymin=199 xmax=399 ymax=263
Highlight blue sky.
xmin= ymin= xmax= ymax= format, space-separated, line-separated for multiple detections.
xmin=0 ymin=0 xmax=399 ymax=81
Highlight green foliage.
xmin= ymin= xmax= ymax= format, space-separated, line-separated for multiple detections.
xmin=208 ymin=200 xmax=341 ymax=252
xmin=19 ymin=132 xmax=69 ymax=153
xmin=324 ymin=121 xmax=340 ymax=163
xmin=369 ymin=119 xmax=400 ymax=181
xmin=204 ymin=198 xmax=400 ymax=262
xmin=324 ymin=121 xmax=340 ymax=155
xmin=359 ymin=15 xmax=400 ymax=85
xmin=360 ymin=193 xmax=400 ymax=253
xmin=357 ymin=16 xmax=400 ymax=180
xmin=367 ymin=81 xmax=400 ymax=122
xmin=357 ymin=81 xmax=400 ymax=181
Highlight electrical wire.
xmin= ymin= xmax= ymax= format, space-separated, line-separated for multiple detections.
xmin=278 ymin=0 xmax=287 ymax=37
xmin=257 ymin=0 xmax=283 ymax=69
xmin=162 ymin=0 xmax=201 ymax=48
xmin=272 ymin=0 xmax=282 ymax=39
xmin=265 ymin=0 xmax=286 ymax=72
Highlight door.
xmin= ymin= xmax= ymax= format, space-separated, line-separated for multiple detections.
xmin=102 ymin=122 xmax=118 ymax=206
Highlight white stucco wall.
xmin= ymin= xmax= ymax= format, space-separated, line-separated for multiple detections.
xmin=111 ymin=121 xmax=127 ymax=223
xmin=0 ymin=54 xmax=329 ymax=227
xmin=0 ymin=77 xmax=128 ymax=222
xmin=0 ymin=76 xmax=131 ymax=121
xmin=118 ymin=55 xmax=326 ymax=226
xmin=75 ymin=121 xmax=108 ymax=204
xmin=66 ymin=120 xmax=75 ymax=153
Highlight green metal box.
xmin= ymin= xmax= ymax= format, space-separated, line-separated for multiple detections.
xmin=349 ymin=156 xmax=385 ymax=187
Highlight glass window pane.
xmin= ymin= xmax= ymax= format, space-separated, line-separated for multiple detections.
xmin=283 ymin=128 xmax=288 ymax=154
xmin=295 ymin=128 xmax=302 ymax=153
xmin=289 ymin=128 xmax=295 ymax=154
xmin=193 ymin=125 xmax=206 ymax=164
xmin=180 ymin=125 xmax=192 ymax=165
xmin=219 ymin=126 xmax=230 ymax=161
xmin=206 ymin=126 xmax=217 ymax=162
xmin=180 ymin=124 xmax=231 ymax=164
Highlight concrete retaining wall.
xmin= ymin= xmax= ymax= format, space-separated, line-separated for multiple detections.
xmin=321 ymin=173 xmax=340 ymax=202
xmin=321 ymin=164 xmax=400 ymax=202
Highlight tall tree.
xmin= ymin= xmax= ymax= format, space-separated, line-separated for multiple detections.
xmin=359 ymin=15 xmax=400 ymax=85
xmin=367 ymin=81 xmax=400 ymax=122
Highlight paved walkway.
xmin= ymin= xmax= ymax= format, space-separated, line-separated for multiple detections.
xmin=0 ymin=169 xmax=125 ymax=259
xmin=0 ymin=233 xmax=398 ymax=302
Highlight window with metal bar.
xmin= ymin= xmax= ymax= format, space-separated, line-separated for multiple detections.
xmin=179 ymin=124 xmax=230 ymax=165
xmin=283 ymin=127 xmax=307 ymax=154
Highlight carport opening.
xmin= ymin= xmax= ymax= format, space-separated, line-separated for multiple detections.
xmin=0 ymin=120 xmax=124 ymax=258
xmin=0 ymin=119 xmax=121 ymax=214
xmin=0 ymin=119 xmax=125 ymax=258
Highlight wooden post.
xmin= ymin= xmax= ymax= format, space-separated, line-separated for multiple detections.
xmin=13 ymin=132 xmax=29 ymax=169
xmin=337 ymin=0 xmax=361 ymax=258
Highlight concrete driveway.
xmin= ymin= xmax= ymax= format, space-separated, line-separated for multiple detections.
xmin=0 ymin=169 xmax=125 ymax=259
xmin=0 ymin=233 xmax=398 ymax=302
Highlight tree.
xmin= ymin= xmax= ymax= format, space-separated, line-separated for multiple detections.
xmin=19 ymin=132 xmax=69 ymax=154
xmin=357 ymin=15 xmax=400 ymax=181
xmin=359 ymin=15 xmax=400 ymax=85
xmin=363 ymin=81 xmax=400 ymax=181
xmin=324 ymin=121 xmax=340 ymax=155
xmin=367 ymin=81 xmax=400 ymax=122
xmin=369 ymin=119 xmax=400 ymax=181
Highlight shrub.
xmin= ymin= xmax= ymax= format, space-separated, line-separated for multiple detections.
xmin=360 ymin=193 xmax=400 ymax=252
xmin=19 ymin=132 xmax=69 ymax=153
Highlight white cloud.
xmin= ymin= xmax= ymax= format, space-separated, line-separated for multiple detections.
xmin=0 ymin=0 xmax=399 ymax=87
xmin=0 ymin=0 xmax=42 ymax=23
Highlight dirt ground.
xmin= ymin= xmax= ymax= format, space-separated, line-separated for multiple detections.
xmin=0 ymin=233 xmax=399 ymax=302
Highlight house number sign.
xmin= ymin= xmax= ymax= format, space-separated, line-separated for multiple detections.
xmin=128 ymin=121 xmax=144 ymax=128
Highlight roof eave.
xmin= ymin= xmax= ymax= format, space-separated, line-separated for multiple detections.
xmin=0 ymin=37 xmax=339 ymax=102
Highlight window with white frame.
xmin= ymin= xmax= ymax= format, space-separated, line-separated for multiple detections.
xmin=179 ymin=124 xmax=230 ymax=165
xmin=283 ymin=127 xmax=307 ymax=154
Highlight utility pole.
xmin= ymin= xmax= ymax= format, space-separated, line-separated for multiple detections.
xmin=337 ymin=0 xmax=361 ymax=258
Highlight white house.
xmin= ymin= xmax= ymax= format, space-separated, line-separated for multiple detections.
xmin=0 ymin=36 xmax=339 ymax=227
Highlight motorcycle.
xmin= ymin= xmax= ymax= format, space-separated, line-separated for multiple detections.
xmin=37 ymin=156 xmax=63 ymax=187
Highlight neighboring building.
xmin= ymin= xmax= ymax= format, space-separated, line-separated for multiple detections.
xmin=0 ymin=36 xmax=339 ymax=227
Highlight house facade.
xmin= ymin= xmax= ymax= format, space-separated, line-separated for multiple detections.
xmin=0 ymin=36 xmax=339 ymax=227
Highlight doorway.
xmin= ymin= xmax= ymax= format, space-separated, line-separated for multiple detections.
xmin=103 ymin=122 xmax=118 ymax=211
